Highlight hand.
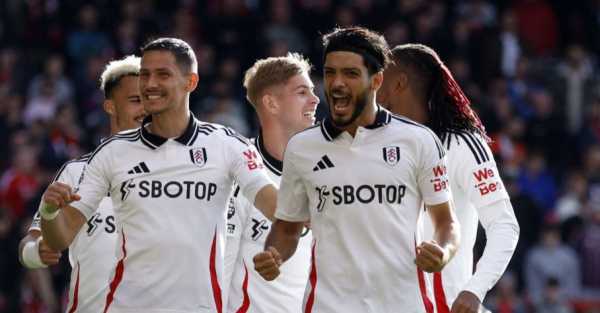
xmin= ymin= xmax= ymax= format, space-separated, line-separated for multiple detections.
xmin=253 ymin=246 xmax=282 ymax=281
xmin=451 ymin=291 xmax=481 ymax=313
xmin=38 ymin=239 xmax=61 ymax=266
xmin=41 ymin=182 xmax=81 ymax=213
xmin=415 ymin=240 xmax=449 ymax=273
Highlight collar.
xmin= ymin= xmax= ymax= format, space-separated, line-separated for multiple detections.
xmin=319 ymin=105 xmax=392 ymax=141
xmin=255 ymin=130 xmax=283 ymax=176
xmin=140 ymin=112 xmax=199 ymax=149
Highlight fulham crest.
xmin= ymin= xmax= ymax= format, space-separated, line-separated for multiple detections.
xmin=383 ymin=146 xmax=400 ymax=166
xmin=189 ymin=147 xmax=208 ymax=168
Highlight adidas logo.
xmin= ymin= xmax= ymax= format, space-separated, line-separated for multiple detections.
xmin=313 ymin=155 xmax=335 ymax=171
xmin=127 ymin=162 xmax=150 ymax=174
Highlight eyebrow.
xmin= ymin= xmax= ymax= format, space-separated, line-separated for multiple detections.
xmin=294 ymin=84 xmax=314 ymax=91
xmin=324 ymin=66 xmax=361 ymax=72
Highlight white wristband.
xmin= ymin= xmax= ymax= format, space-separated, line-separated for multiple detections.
xmin=39 ymin=202 xmax=59 ymax=220
xmin=22 ymin=236 xmax=47 ymax=269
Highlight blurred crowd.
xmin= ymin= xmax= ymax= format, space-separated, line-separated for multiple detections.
xmin=0 ymin=0 xmax=599 ymax=312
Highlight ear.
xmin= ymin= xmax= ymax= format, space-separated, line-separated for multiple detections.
xmin=103 ymin=99 xmax=115 ymax=116
xmin=261 ymin=93 xmax=279 ymax=115
xmin=371 ymin=71 xmax=384 ymax=91
xmin=186 ymin=73 xmax=199 ymax=92
xmin=396 ymin=72 xmax=409 ymax=92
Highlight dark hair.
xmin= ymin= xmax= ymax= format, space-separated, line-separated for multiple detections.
xmin=322 ymin=26 xmax=391 ymax=75
xmin=390 ymin=43 xmax=488 ymax=140
xmin=141 ymin=37 xmax=198 ymax=74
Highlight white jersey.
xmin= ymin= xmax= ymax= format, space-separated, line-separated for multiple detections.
xmin=225 ymin=134 xmax=312 ymax=313
xmin=70 ymin=114 xmax=273 ymax=313
xmin=275 ymin=108 xmax=452 ymax=313
xmin=422 ymin=130 xmax=517 ymax=308
xmin=30 ymin=155 xmax=117 ymax=313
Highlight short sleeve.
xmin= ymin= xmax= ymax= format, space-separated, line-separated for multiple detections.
xmin=416 ymin=131 xmax=452 ymax=206
xmin=70 ymin=149 xmax=112 ymax=219
xmin=274 ymin=143 xmax=310 ymax=222
xmin=225 ymin=133 xmax=273 ymax=205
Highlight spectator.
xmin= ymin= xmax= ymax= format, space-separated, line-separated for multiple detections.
xmin=525 ymin=222 xmax=581 ymax=304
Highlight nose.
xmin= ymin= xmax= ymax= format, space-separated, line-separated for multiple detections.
xmin=144 ymin=73 xmax=158 ymax=89
xmin=310 ymin=91 xmax=320 ymax=106
xmin=330 ymin=74 xmax=345 ymax=89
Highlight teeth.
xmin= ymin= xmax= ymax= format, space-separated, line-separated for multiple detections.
xmin=147 ymin=95 xmax=161 ymax=100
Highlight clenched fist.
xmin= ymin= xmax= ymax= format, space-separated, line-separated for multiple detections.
xmin=41 ymin=182 xmax=81 ymax=214
xmin=39 ymin=238 xmax=61 ymax=265
xmin=253 ymin=246 xmax=283 ymax=281
xmin=415 ymin=240 xmax=449 ymax=273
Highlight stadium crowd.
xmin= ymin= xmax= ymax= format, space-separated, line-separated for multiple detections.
xmin=0 ymin=0 xmax=599 ymax=312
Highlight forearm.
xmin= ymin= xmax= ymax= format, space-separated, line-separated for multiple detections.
xmin=264 ymin=219 xmax=303 ymax=262
xmin=41 ymin=206 xmax=84 ymax=251
xmin=465 ymin=199 xmax=519 ymax=301
xmin=434 ymin=218 xmax=460 ymax=259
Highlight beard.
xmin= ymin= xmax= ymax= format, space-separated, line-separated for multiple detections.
xmin=328 ymin=87 xmax=370 ymax=128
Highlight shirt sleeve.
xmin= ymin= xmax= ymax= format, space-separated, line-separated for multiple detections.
xmin=29 ymin=161 xmax=82 ymax=231
xmin=416 ymin=130 xmax=452 ymax=206
xmin=225 ymin=133 xmax=274 ymax=206
xmin=70 ymin=149 xmax=112 ymax=220
xmin=455 ymin=139 xmax=509 ymax=208
xmin=463 ymin=198 xmax=520 ymax=302
xmin=274 ymin=141 xmax=310 ymax=222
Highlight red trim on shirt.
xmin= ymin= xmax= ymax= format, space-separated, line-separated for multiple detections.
xmin=417 ymin=268 xmax=435 ymax=313
xmin=235 ymin=261 xmax=250 ymax=313
xmin=433 ymin=272 xmax=450 ymax=313
xmin=103 ymin=230 xmax=127 ymax=313
xmin=304 ymin=242 xmax=317 ymax=313
xmin=210 ymin=229 xmax=223 ymax=313
xmin=67 ymin=262 xmax=80 ymax=313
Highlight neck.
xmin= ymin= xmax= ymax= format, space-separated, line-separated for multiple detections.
xmin=147 ymin=101 xmax=190 ymax=138
xmin=259 ymin=119 xmax=290 ymax=161
xmin=391 ymin=91 xmax=428 ymax=124
xmin=341 ymin=100 xmax=378 ymax=137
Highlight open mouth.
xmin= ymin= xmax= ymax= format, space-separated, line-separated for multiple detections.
xmin=330 ymin=92 xmax=351 ymax=114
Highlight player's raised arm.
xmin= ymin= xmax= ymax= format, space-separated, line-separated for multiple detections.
xmin=39 ymin=182 xmax=85 ymax=251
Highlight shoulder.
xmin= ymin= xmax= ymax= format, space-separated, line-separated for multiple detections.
xmin=287 ymin=123 xmax=323 ymax=148
xmin=389 ymin=114 xmax=438 ymax=139
xmin=88 ymin=129 xmax=142 ymax=164
xmin=197 ymin=121 xmax=252 ymax=147
xmin=389 ymin=114 xmax=445 ymax=159
xmin=441 ymin=130 xmax=492 ymax=165
xmin=52 ymin=152 xmax=92 ymax=182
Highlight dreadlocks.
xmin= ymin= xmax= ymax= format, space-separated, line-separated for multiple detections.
xmin=390 ymin=44 xmax=489 ymax=141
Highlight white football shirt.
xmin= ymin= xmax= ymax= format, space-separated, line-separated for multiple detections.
xmin=30 ymin=154 xmax=117 ymax=313
xmin=70 ymin=114 xmax=273 ymax=313
xmin=275 ymin=107 xmax=452 ymax=313
xmin=422 ymin=130 xmax=517 ymax=308
xmin=225 ymin=133 xmax=312 ymax=313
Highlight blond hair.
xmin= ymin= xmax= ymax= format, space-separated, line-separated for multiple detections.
xmin=243 ymin=53 xmax=311 ymax=107
xmin=99 ymin=55 xmax=140 ymax=98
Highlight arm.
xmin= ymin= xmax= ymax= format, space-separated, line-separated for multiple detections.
xmin=253 ymin=184 xmax=277 ymax=221
xmin=458 ymin=199 xmax=519 ymax=301
xmin=18 ymin=229 xmax=62 ymax=268
xmin=416 ymin=201 xmax=460 ymax=273
xmin=40 ymin=182 xmax=86 ymax=251
xmin=253 ymin=219 xmax=304 ymax=281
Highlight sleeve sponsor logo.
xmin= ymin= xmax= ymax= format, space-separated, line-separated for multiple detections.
xmin=431 ymin=165 xmax=449 ymax=192
xmin=243 ymin=149 xmax=264 ymax=171
xmin=473 ymin=167 xmax=502 ymax=196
